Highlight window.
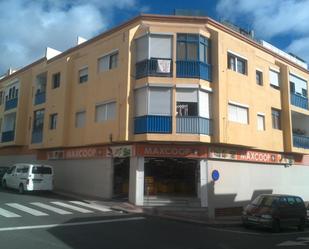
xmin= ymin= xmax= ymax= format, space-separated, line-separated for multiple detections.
xmin=134 ymin=87 xmax=172 ymax=116
xmin=228 ymin=53 xmax=247 ymax=75
xmin=0 ymin=91 xmax=3 ymax=105
xmin=289 ymin=74 xmax=307 ymax=97
xmin=79 ymin=67 xmax=88 ymax=83
xmin=176 ymin=88 xmax=198 ymax=116
xmin=52 ymin=72 xmax=60 ymax=89
xmin=49 ymin=113 xmax=57 ymax=130
xmin=98 ymin=52 xmax=118 ymax=72
xmin=269 ymin=69 xmax=280 ymax=88
xmin=5 ymin=84 xmax=19 ymax=101
xmin=33 ymin=109 xmax=45 ymax=131
xmin=271 ymin=108 xmax=281 ymax=130
xmin=177 ymin=34 xmax=209 ymax=63
xmin=36 ymin=73 xmax=47 ymax=94
xmin=228 ymin=103 xmax=248 ymax=124
xmin=257 ymin=114 xmax=265 ymax=131
xmin=75 ymin=111 xmax=86 ymax=128
xmin=256 ymin=70 xmax=263 ymax=85
xmin=95 ymin=102 xmax=116 ymax=122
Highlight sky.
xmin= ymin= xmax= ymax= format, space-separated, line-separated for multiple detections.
xmin=1 ymin=0 xmax=309 ymax=75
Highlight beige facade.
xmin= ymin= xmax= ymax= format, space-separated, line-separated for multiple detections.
xmin=1 ymin=14 xmax=309 ymax=210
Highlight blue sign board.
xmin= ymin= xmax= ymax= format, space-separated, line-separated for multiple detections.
xmin=212 ymin=170 xmax=220 ymax=181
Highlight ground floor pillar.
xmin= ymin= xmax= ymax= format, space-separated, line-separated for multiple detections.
xmin=129 ymin=156 xmax=144 ymax=206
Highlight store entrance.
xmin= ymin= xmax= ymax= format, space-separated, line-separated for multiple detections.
xmin=144 ymin=158 xmax=198 ymax=197
xmin=113 ymin=158 xmax=130 ymax=198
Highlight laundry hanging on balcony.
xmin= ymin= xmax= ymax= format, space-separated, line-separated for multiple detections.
xmin=157 ymin=59 xmax=171 ymax=73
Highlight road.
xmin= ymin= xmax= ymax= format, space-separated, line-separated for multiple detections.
xmin=0 ymin=188 xmax=308 ymax=249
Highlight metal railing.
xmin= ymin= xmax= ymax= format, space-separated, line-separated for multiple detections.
xmin=1 ymin=130 xmax=15 ymax=142
xmin=135 ymin=58 xmax=173 ymax=79
xmin=34 ymin=92 xmax=46 ymax=105
xmin=176 ymin=60 xmax=212 ymax=81
xmin=290 ymin=92 xmax=308 ymax=110
xmin=293 ymin=134 xmax=309 ymax=149
xmin=176 ymin=116 xmax=212 ymax=135
xmin=134 ymin=115 xmax=172 ymax=134
xmin=5 ymin=98 xmax=18 ymax=111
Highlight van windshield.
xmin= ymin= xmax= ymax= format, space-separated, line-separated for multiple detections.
xmin=32 ymin=166 xmax=52 ymax=174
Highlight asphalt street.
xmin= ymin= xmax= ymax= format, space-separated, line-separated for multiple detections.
xmin=0 ymin=188 xmax=308 ymax=249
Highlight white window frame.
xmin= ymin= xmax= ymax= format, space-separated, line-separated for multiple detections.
xmin=257 ymin=113 xmax=265 ymax=131
xmin=98 ymin=50 xmax=119 ymax=73
xmin=95 ymin=101 xmax=116 ymax=122
xmin=269 ymin=69 xmax=280 ymax=88
xmin=227 ymin=51 xmax=247 ymax=75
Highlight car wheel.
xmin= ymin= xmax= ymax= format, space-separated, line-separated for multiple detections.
xmin=18 ymin=184 xmax=24 ymax=194
xmin=298 ymin=219 xmax=305 ymax=231
xmin=2 ymin=180 xmax=7 ymax=189
xmin=272 ymin=219 xmax=280 ymax=233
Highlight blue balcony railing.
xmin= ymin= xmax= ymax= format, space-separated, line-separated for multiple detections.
xmin=293 ymin=134 xmax=309 ymax=149
xmin=290 ymin=92 xmax=308 ymax=110
xmin=136 ymin=58 xmax=173 ymax=79
xmin=134 ymin=115 xmax=172 ymax=134
xmin=34 ymin=92 xmax=46 ymax=105
xmin=1 ymin=130 xmax=15 ymax=143
xmin=5 ymin=98 xmax=18 ymax=111
xmin=31 ymin=129 xmax=43 ymax=144
xmin=176 ymin=60 xmax=212 ymax=81
xmin=176 ymin=116 xmax=212 ymax=135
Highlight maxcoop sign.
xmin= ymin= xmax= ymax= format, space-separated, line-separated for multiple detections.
xmin=209 ymin=147 xmax=294 ymax=164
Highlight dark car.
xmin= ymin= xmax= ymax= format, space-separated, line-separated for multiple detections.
xmin=242 ymin=194 xmax=307 ymax=232
xmin=0 ymin=167 xmax=9 ymax=186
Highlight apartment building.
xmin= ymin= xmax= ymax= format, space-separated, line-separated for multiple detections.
xmin=1 ymin=14 xmax=309 ymax=217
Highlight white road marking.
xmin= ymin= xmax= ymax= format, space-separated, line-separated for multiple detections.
xmin=31 ymin=202 xmax=73 ymax=215
xmin=0 ymin=217 xmax=145 ymax=232
xmin=0 ymin=207 xmax=21 ymax=218
xmin=6 ymin=203 xmax=48 ymax=216
xmin=69 ymin=201 xmax=111 ymax=212
xmin=51 ymin=202 xmax=93 ymax=213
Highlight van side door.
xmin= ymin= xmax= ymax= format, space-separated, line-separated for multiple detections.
xmin=5 ymin=166 xmax=16 ymax=188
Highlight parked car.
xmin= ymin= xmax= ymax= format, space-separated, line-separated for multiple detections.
xmin=0 ymin=166 xmax=9 ymax=186
xmin=2 ymin=163 xmax=54 ymax=194
xmin=242 ymin=194 xmax=307 ymax=232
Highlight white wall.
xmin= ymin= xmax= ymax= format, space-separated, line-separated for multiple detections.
xmin=47 ymin=158 xmax=113 ymax=199
xmin=206 ymin=160 xmax=309 ymax=210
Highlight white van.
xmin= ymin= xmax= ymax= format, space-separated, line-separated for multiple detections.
xmin=2 ymin=163 xmax=54 ymax=194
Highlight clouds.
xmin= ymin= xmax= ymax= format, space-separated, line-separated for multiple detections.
xmin=0 ymin=0 xmax=140 ymax=74
xmin=216 ymin=0 xmax=309 ymax=63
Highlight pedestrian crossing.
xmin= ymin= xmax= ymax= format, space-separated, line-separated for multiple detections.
xmin=0 ymin=201 xmax=112 ymax=218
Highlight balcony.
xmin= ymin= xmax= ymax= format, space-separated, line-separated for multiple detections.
xmin=290 ymin=92 xmax=308 ymax=110
xmin=1 ymin=130 xmax=15 ymax=143
xmin=176 ymin=116 xmax=212 ymax=135
xmin=136 ymin=58 xmax=173 ymax=79
xmin=134 ymin=115 xmax=172 ymax=134
xmin=293 ymin=134 xmax=309 ymax=149
xmin=34 ymin=92 xmax=46 ymax=105
xmin=176 ymin=60 xmax=212 ymax=81
xmin=5 ymin=98 xmax=18 ymax=111
xmin=31 ymin=129 xmax=43 ymax=144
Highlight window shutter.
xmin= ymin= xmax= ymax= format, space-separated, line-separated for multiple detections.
xmin=176 ymin=88 xmax=198 ymax=103
xmin=198 ymin=91 xmax=210 ymax=118
xmin=149 ymin=35 xmax=172 ymax=59
xmin=98 ymin=56 xmax=109 ymax=72
xmin=136 ymin=36 xmax=149 ymax=62
xmin=79 ymin=68 xmax=88 ymax=77
xmin=269 ymin=70 xmax=280 ymax=87
xmin=134 ymin=87 xmax=148 ymax=116
xmin=148 ymin=87 xmax=171 ymax=115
